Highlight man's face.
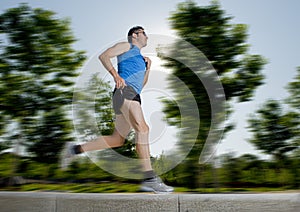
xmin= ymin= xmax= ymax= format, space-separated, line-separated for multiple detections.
xmin=135 ymin=30 xmax=148 ymax=47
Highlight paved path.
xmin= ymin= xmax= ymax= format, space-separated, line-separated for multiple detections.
xmin=0 ymin=191 xmax=299 ymax=212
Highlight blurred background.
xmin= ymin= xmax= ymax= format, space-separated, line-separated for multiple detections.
xmin=0 ymin=0 xmax=299 ymax=192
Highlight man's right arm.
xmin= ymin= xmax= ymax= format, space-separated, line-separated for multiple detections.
xmin=99 ymin=42 xmax=130 ymax=89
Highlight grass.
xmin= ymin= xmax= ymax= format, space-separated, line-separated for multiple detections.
xmin=1 ymin=182 xmax=298 ymax=194
xmin=0 ymin=182 xmax=140 ymax=193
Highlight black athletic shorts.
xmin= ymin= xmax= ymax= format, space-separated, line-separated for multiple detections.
xmin=112 ymin=86 xmax=141 ymax=115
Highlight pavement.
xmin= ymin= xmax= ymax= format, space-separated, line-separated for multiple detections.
xmin=0 ymin=191 xmax=299 ymax=212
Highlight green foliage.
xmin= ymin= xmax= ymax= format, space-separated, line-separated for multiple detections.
xmin=25 ymin=109 xmax=73 ymax=163
xmin=0 ymin=4 xmax=86 ymax=163
xmin=248 ymin=67 xmax=300 ymax=162
xmin=248 ymin=99 xmax=299 ymax=160
xmin=286 ymin=67 xmax=300 ymax=155
xmin=1 ymin=153 xmax=300 ymax=191
xmin=286 ymin=67 xmax=300 ymax=110
xmin=0 ymin=140 xmax=10 ymax=153
xmin=159 ymin=0 xmax=266 ymax=187
xmin=112 ymin=132 xmax=138 ymax=158
xmin=73 ymin=74 xmax=114 ymax=142
xmin=0 ymin=153 xmax=14 ymax=177
xmin=217 ymin=152 xmax=300 ymax=188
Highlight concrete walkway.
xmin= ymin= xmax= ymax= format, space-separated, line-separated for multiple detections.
xmin=0 ymin=191 xmax=299 ymax=212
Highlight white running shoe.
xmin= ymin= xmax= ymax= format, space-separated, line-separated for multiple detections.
xmin=140 ymin=176 xmax=174 ymax=193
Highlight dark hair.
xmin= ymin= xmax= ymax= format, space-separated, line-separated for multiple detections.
xmin=127 ymin=26 xmax=144 ymax=43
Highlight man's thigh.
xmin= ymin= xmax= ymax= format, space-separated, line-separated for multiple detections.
xmin=120 ymin=99 xmax=147 ymax=130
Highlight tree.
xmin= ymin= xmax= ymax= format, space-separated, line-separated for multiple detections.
xmin=159 ymin=0 xmax=266 ymax=187
xmin=248 ymin=67 xmax=300 ymax=161
xmin=286 ymin=67 xmax=300 ymax=159
xmin=248 ymin=99 xmax=298 ymax=161
xmin=286 ymin=67 xmax=300 ymax=111
xmin=0 ymin=4 xmax=86 ymax=163
xmin=73 ymin=74 xmax=114 ymax=143
xmin=25 ymin=109 xmax=73 ymax=163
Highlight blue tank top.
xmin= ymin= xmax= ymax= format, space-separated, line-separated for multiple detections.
xmin=117 ymin=44 xmax=146 ymax=94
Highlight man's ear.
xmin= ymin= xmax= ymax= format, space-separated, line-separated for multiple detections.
xmin=131 ymin=33 xmax=137 ymax=40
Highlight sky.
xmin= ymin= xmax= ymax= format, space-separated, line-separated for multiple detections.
xmin=1 ymin=0 xmax=300 ymax=160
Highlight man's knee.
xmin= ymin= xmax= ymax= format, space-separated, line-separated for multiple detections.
xmin=113 ymin=134 xmax=126 ymax=147
xmin=117 ymin=135 xmax=125 ymax=143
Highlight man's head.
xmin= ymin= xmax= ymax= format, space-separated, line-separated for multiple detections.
xmin=127 ymin=26 xmax=148 ymax=47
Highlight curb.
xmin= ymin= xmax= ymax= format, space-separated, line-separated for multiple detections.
xmin=0 ymin=192 xmax=299 ymax=212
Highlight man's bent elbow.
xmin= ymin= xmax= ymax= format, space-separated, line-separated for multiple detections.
xmin=98 ymin=53 xmax=106 ymax=63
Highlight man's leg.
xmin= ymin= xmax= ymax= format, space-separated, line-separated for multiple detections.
xmin=60 ymin=114 xmax=131 ymax=169
xmin=120 ymin=99 xmax=152 ymax=172
xmin=80 ymin=114 xmax=132 ymax=152
xmin=120 ymin=99 xmax=174 ymax=193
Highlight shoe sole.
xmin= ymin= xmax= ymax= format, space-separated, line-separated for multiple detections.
xmin=140 ymin=186 xmax=174 ymax=194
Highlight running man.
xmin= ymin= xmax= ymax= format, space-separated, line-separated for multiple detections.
xmin=61 ymin=26 xmax=174 ymax=193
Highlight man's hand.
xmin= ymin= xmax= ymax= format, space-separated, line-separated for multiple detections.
xmin=114 ymin=74 xmax=126 ymax=89
xmin=143 ymin=56 xmax=152 ymax=87
xmin=144 ymin=56 xmax=152 ymax=70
